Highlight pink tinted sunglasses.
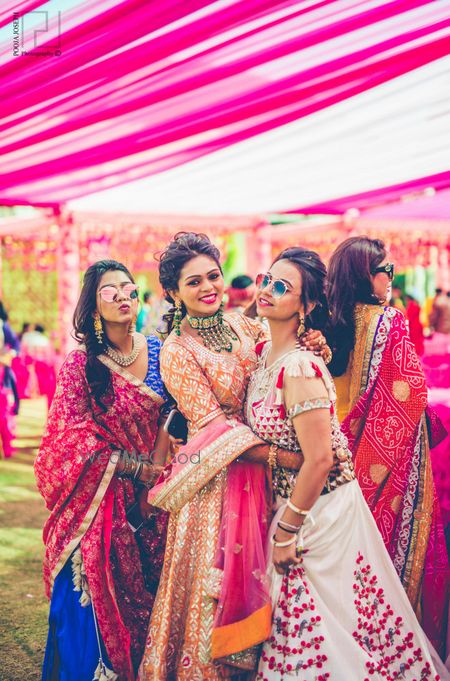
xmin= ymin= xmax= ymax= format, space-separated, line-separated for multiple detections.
xmin=98 ymin=283 xmax=139 ymax=303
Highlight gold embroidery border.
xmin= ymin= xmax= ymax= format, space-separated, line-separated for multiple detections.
xmin=50 ymin=455 xmax=118 ymax=592
xmin=151 ymin=426 xmax=261 ymax=513
xmin=350 ymin=304 xmax=384 ymax=408
xmin=77 ymin=344 xmax=164 ymax=405
xmin=403 ymin=417 xmax=433 ymax=612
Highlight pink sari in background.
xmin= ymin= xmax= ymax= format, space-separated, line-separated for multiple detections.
xmin=0 ymin=365 xmax=14 ymax=458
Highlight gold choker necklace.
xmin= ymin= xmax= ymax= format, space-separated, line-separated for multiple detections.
xmin=187 ymin=304 xmax=238 ymax=353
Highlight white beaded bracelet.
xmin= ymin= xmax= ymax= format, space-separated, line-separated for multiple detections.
xmin=270 ymin=533 xmax=297 ymax=548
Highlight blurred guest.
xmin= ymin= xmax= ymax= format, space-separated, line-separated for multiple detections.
xmin=136 ymin=291 xmax=153 ymax=332
xmin=225 ymin=274 xmax=256 ymax=313
xmin=405 ymin=293 xmax=424 ymax=356
xmin=21 ymin=324 xmax=53 ymax=362
xmin=19 ymin=321 xmax=31 ymax=341
xmin=390 ymin=284 xmax=405 ymax=313
xmin=429 ymin=288 xmax=450 ymax=334
xmin=0 ymin=301 xmax=20 ymax=415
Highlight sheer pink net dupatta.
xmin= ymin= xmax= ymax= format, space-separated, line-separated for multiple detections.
xmin=148 ymin=420 xmax=272 ymax=669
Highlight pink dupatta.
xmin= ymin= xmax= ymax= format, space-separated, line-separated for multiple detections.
xmin=148 ymin=419 xmax=272 ymax=668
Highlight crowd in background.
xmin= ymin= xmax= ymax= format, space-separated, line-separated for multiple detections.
xmin=1 ymin=277 xmax=449 ymax=455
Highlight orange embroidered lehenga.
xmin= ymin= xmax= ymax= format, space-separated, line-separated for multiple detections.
xmin=138 ymin=313 xmax=270 ymax=680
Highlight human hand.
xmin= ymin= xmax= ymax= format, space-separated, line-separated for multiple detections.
xmin=169 ymin=435 xmax=184 ymax=455
xmin=300 ymin=329 xmax=332 ymax=363
xmin=138 ymin=486 xmax=157 ymax=521
xmin=272 ymin=541 xmax=301 ymax=575
xmin=139 ymin=463 xmax=164 ymax=485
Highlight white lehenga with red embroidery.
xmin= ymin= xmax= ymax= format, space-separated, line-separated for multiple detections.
xmin=245 ymin=346 xmax=445 ymax=681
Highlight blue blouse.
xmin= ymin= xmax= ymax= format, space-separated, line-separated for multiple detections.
xmin=143 ymin=335 xmax=168 ymax=401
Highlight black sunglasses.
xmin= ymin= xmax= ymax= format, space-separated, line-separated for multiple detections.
xmin=371 ymin=263 xmax=394 ymax=280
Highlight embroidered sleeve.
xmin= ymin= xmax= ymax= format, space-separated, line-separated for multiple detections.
xmin=231 ymin=312 xmax=269 ymax=344
xmin=159 ymin=340 xmax=223 ymax=431
xmin=288 ymin=397 xmax=331 ymax=420
xmin=280 ymin=351 xmax=332 ymax=416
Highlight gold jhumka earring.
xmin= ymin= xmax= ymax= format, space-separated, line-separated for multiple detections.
xmin=297 ymin=313 xmax=305 ymax=338
xmin=94 ymin=311 xmax=104 ymax=345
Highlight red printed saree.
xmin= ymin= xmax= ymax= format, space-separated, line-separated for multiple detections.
xmin=335 ymin=304 xmax=449 ymax=659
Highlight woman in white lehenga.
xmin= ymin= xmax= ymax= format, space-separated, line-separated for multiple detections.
xmin=245 ymin=248 xmax=446 ymax=681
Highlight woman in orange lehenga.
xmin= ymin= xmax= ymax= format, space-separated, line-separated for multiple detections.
xmin=328 ymin=237 xmax=449 ymax=661
xmin=138 ymin=233 xmax=328 ymax=680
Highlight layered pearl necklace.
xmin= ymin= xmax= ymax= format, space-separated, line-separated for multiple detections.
xmin=105 ymin=333 xmax=146 ymax=367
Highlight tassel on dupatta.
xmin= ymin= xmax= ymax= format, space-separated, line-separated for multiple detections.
xmin=71 ymin=547 xmax=92 ymax=607
xmin=93 ymin=660 xmax=118 ymax=680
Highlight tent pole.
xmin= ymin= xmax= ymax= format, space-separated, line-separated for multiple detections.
xmin=56 ymin=206 xmax=80 ymax=358
xmin=247 ymin=221 xmax=272 ymax=276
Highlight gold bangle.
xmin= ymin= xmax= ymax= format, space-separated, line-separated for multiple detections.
xmin=323 ymin=346 xmax=333 ymax=365
xmin=268 ymin=444 xmax=278 ymax=468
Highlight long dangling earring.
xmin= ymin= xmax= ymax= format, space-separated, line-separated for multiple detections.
xmin=173 ymin=299 xmax=183 ymax=336
xmin=94 ymin=311 xmax=104 ymax=345
xmin=297 ymin=313 xmax=305 ymax=338
xmin=128 ymin=317 xmax=136 ymax=335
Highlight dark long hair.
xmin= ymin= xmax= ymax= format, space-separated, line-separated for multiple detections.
xmin=327 ymin=236 xmax=386 ymax=376
xmin=0 ymin=301 xmax=8 ymax=321
xmin=73 ymin=260 xmax=135 ymax=411
xmin=158 ymin=232 xmax=222 ymax=335
xmin=272 ymin=247 xmax=331 ymax=339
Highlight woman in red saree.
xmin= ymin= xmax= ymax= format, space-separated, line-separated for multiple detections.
xmin=35 ymin=260 xmax=170 ymax=681
xmin=328 ymin=237 xmax=449 ymax=660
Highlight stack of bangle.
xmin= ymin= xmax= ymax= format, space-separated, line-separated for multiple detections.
xmin=117 ymin=458 xmax=146 ymax=482
xmin=118 ymin=458 xmax=134 ymax=477
xmin=267 ymin=443 xmax=278 ymax=468
xmin=277 ymin=519 xmax=301 ymax=534
xmin=134 ymin=461 xmax=144 ymax=480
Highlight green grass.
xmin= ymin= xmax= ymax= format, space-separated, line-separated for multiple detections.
xmin=0 ymin=398 xmax=49 ymax=681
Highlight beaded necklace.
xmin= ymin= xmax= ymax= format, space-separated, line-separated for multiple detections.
xmin=187 ymin=304 xmax=238 ymax=353
xmin=105 ymin=333 xmax=146 ymax=367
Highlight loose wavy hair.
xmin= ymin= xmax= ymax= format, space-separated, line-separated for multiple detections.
xmin=73 ymin=260 xmax=135 ymax=411
xmin=327 ymin=236 xmax=386 ymax=376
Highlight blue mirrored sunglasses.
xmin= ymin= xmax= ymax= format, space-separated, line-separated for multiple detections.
xmin=256 ymin=272 xmax=288 ymax=299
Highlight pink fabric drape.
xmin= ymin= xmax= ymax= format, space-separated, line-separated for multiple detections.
xmin=289 ymin=170 xmax=450 ymax=214
xmin=0 ymin=0 xmax=448 ymax=204
xmin=0 ymin=1 xmax=48 ymax=30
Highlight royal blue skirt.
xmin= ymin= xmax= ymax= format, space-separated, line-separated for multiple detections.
xmin=42 ymin=554 xmax=110 ymax=681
